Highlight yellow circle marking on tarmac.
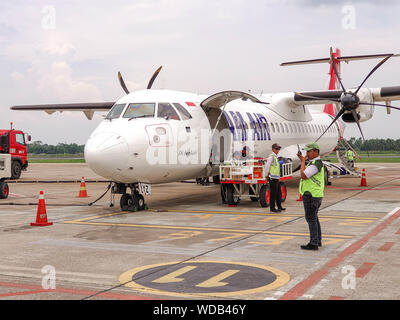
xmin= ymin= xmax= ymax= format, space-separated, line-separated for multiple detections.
xmin=119 ymin=260 xmax=290 ymax=298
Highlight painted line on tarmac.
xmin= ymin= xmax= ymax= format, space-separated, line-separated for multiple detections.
xmin=149 ymin=208 xmax=379 ymax=221
xmin=0 ymin=280 xmax=151 ymax=300
xmin=63 ymin=219 xmax=353 ymax=239
xmin=280 ymin=207 xmax=400 ymax=300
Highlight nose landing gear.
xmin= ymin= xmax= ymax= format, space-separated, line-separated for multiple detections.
xmin=112 ymin=183 xmax=148 ymax=212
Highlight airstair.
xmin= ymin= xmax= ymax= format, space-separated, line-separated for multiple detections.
xmin=324 ymin=139 xmax=361 ymax=178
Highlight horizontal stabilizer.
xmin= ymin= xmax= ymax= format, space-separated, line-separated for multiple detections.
xmin=281 ymin=53 xmax=400 ymax=66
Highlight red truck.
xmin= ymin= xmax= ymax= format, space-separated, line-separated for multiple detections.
xmin=0 ymin=123 xmax=30 ymax=179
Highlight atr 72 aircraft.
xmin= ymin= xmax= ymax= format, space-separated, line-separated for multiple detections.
xmin=11 ymin=48 xmax=400 ymax=211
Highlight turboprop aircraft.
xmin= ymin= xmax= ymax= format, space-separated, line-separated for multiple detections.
xmin=10 ymin=48 xmax=400 ymax=211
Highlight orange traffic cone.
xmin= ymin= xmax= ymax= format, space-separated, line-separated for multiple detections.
xmin=360 ymin=168 xmax=367 ymax=187
xmin=296 ymin=193 xmax=303 ymax=201
xmin=31 ymin=191 xmax=53 ymax=227
xmin=78 ymin=177 xmax=88 ymax=198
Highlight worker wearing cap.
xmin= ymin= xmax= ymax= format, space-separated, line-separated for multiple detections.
xmin=264 ymin=143 xmax=285 ymax=213
xmin=297 ymin=142 xmax=325 ymax=251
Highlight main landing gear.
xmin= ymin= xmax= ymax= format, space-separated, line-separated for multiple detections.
xmin=111 ymin=183 xmax=148 ymax=212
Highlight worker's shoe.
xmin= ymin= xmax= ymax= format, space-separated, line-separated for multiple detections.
xmin=270 ymin=208 xmax=281 ymax=213
xmin=300 ymin=243 xmax=319 ymax=251
xmin=278 ymin=207 xmax=286 ymax=211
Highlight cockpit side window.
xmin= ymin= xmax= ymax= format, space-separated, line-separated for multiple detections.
xmin=106 ymin=103 xmax=126 ymax=119
xmin=123 ymin=103 xmax=155 ymax=119
xmin=173 ymin=103 xmax=192 ymax=120
xmin=157 ymin=103 xmax=180 ymax=120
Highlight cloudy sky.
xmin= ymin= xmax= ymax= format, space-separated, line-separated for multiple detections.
xmin=1 ymin=0 xmax=400 ymax=144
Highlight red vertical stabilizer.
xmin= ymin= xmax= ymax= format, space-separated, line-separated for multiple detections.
xmin=324 ymin=48 xmax=341 ymax=117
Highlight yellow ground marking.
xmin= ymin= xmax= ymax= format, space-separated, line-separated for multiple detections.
xmin=194 ymin=214 xmax=213 ymax=220
xmin=259 ymin=216 xmax=291 ymax=223
xmin=208 ymin=233 xmax=248 ymax=242
xmin=63 ymin=219 xmax=353 ymax=239
xmin=229 ymin=215 xmax=247 ymax=221
xmin=153 ymin=266 xmax=197 ymax=284
xmin=322 ymin=238 xmax=345 ymax=246
xmin=149 ymin=208 xmax=379 ymax=221
xmin=338 ymin=219 xmax=374 ymax=226
xmin=249 ymin=235 xmax=295 ymax=246
xmin=196 ymin=270 xmax=240 ymax=288
xmin=160 ymin=231 xmax=203 ymax=240
xmin=319 ymin=218 xmax=333 ymax=222
xmin=119 ymin=260 xmax=290 ymax=298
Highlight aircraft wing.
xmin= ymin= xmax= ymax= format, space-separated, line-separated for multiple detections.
xmin=10 ymin=102 xmax=115 ymax=120
xmin=200 ymin=91 xmax=264 ymax=112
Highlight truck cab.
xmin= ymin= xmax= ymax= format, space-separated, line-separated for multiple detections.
xmin=0 ymin=127 xmax=30 ymax=179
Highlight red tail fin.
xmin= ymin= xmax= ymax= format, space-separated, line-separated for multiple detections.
xmin=324 ymin=48 xmax=341 ymax=117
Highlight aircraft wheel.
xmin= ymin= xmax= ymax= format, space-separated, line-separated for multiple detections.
xmin=279 ymin=182 xmax=287 ymax=202
xmin=259 ymin=185 xmax=270 ymax=208
xmin=213 ymin=175 xmax=220 ymax=184
xmin=249 ymin=184 xmax=259 ymax=202
xmin=226 ymin=184 xmax=240 ymax=206
xmin=120 ymin=194 xmax=138 ymax=212
xmin=135 ymin=193 xmax=145 ymax=211
xmin=0 ymin=181 xmax=9 ymax=199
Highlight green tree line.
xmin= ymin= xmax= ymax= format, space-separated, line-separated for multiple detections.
xmin=27 ymin=138 xmax=400 ymax=154
xmin=27 ymin=141 xmax=84 ymax=154
xmin=347 ymin=137 xmax=400 ymax=152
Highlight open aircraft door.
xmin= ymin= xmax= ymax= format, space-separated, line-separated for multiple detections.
xmin=200 ymin=91 xmax=263 ymax=165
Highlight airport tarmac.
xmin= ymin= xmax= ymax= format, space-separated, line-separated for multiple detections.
xmin=0 ymin=163 xmax=400 ymax=300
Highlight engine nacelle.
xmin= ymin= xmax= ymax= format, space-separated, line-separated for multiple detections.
xmin=341 ymin=88 xmax=374 ymax=123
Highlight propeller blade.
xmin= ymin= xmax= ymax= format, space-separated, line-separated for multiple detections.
xmin=359 ymin=102 xmax=400 ymax=112
xmin=315 ymin=108 xmax=345 ymax=142
xmin=354 ymin=54 xmax=393 ymax=95
xmin=351 ymin=109 xmax=366 ymax=144
xmin=118 ymin=72 xmax=130 ymax=95
xmin=294 ymin=92 xmax=341 ymax=102
xmin=147 ymin=66 xmax=163 ymax=89
xmin=330 ymin=47 xmax=346 ymax=92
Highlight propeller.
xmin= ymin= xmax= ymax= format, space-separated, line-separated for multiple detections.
xmin=147 ymin=66 xmax=163 ymax=89
xmin=118 ymin=71 xmax=130 ymax=94
xmin=117 ymin=66 xmax=163 ymax=94
xmin=313 ymin=47 xmax=395 ymax=143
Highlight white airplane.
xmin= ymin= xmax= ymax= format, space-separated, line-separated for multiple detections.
xmin=11 ymin=48 xmax=400 ymax=211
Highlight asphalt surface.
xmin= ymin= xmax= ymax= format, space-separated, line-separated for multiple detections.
xmin=0 ymin=163 xmax=399 ymax=300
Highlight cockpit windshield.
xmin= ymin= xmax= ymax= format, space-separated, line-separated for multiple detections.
xmin=123 ymin=103 xmax=155 ymax=119
xmin=105 ymin=103 xmax=126 ymax=119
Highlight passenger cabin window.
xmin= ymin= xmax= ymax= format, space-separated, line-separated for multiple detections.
xmin=270 ymin=123 xmax=275 ymax=133
xmin=123 ymin=103 xmax=155 ymax=119
xmin=173 ymin=103 xmax=192 ymax=120
xmin=106 ymin=103 xmax=126 ymax=119
xmin=15 ymin=133 xmax=25 ymax=146
xmin=158 ymin=103 xmax=180 ymax=120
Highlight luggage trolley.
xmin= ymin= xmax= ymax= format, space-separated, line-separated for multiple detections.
xmin=219 ymin=158 xmax=293 ymax=207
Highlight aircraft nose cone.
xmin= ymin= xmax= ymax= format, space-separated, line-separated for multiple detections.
xmin=85 ymin=132 xmax=129 ymax=177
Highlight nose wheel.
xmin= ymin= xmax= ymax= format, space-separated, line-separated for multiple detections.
xmin=120 ymin=192 xmax=147 ymax=212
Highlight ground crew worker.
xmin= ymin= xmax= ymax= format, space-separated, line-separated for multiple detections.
xmin=297 ymin=142 xmax=325 ymax=251
xmin=264 ymin=143 xmax=285 ymax=213
xmin=347 ymin=149 xmax=355 ymax=168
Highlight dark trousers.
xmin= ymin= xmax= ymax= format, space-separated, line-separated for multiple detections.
xmin=269 ymin=178 xmax=282 ymax=210
xmin=302 ymin=194 xmax=322 ymax=246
